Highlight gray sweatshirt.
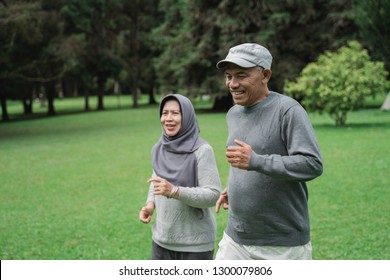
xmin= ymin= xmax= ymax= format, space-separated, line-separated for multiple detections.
xmin=147 ymin=143 xmax=222 ymax=252
xmin=225 ymin=91 xmax=323 ymax=246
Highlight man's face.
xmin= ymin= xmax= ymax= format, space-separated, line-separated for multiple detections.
xmin=224 ymin=64 xmax=264 ymax=107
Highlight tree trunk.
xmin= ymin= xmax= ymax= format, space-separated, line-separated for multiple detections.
xmin=84 ymin=91 xmax=90 ymax=111
xmin=96 ymin=75 xmax=105 ymax=111
xmin=335 ymin=110 xmax=347 ymax=126
xmin=132 ymin=87 xmax=139 ymax=108
xmin=130 ymin=11 xmax=140 ymax=109
xmin=72 ymin=81 xmax=78 ymax=97
xmin=148 ymin=88 xmax=157 ymax=105
xmin=20 ymin=84 xmax=34 ymax=114
xmin=45 ymin=82 xmax=56 ymax=116
xmin=381 ymin=92 xmax=390 ymax=110
xmin=22 ymin=97 xmax=33 ymax=115
xmin=1 ymin=92 xmax=9 ymax=122
xmin=212 ymin=92 xmax=233 ymax=111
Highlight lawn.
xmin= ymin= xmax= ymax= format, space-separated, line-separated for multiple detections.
xmin=0 ymin=95 xmax=389 ymax=259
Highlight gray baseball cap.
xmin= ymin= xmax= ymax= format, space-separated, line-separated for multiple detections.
xmin=216 ymin=43 xmax=273 ymax=69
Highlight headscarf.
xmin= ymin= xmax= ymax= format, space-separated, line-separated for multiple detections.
xmin=151 ymin=94 xmax=206 ymax=187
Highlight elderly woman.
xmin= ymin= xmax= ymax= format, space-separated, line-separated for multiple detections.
xmin=139 ymin=94 xmax=222 ymax=260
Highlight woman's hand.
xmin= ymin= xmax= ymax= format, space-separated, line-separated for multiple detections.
xmin=215 ymin=188 xmax=229 ymax=213
xmin=147 ymin=176 xmax=176 ymax=198
xmin=139 ymin=202 xmax=155 ymax=224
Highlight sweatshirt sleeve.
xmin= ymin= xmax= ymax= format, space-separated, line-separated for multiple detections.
xmin=178 ymin=144 xmax=222 ymax=208
xmin=145 ymin=171 xmax=155 ymax=204
xmin=248 ymin=104 xmax=323 ymax=181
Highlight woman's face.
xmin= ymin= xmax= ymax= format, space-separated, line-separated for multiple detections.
xmin=161 ymin=99 xmax=182 ymax=137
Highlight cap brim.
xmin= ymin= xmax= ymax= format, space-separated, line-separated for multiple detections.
xmin=216 ymin=57 xmax=257 ymax=69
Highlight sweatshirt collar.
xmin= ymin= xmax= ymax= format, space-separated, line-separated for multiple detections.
xmin=241 ymin=91 xmax=274 ymax=112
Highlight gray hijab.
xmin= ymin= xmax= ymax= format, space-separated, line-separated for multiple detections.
xmin=151 ymin=94 xmax=206 ymax=187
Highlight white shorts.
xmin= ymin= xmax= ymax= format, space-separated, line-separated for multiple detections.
xmin=215 ymin=232 xmax=312 ymax=260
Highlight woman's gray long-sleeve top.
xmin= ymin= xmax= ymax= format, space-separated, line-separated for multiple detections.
xmin=146 ymin=143 xmax=222 ymax=252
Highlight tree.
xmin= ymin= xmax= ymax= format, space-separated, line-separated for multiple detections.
xmin=0 ymin=80 xmax=9 ymax=121
xmin=261 ymin=0 xmax=358 ymax=94
xmin=121 ymin=0 xmax=161 ymax=107
xmin=1 ymin=0 xmax=365 ymax=120
xmin=284 ymin=41 xmax=390 ymax=126
xmin=152 ymin=0 xmax=358 ymax=110
xmin=61 ymin=0 xmax=160 ymax=109
xmin=353 ymin=0 xmax=390 ymax=111
xmin=354 ymin=0 xmax=390 ymax=71
xmin=61 ymin=0 xmax=124 ymax=111
xmin=0 ymin=0 xmax=66 ymax=118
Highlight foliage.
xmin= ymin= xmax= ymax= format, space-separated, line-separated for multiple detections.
xmin=0 ymin=0 xmax=67 ymax=116
xmin=0 ymin=1 xmax=65 ymax=81
xmin=0 ymin=0 xmax=160 ymax=118
xmin=353 ymin=0 xmax=390 ymax=71
xmin=263 ymin=0 xmax=357 ymax=92
xmin=2 ymin=0 xmax=387 ymax=121
xmin=284 ymin=41 xmax=390 ymax=126
xmin=152 ymin=0 xmax=220 ymax=95
xmin=61 ymin=0 xmax=126 ymax=110
xmin=153 ymin=0 xmax=357 ymax=97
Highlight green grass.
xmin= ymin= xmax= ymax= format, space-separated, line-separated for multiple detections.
xmin=309 ymin=110 xmax=390 ymax=259
xmin=1 ymin=96 xmax=389 ymax=259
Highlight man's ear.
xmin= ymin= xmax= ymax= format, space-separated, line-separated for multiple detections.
xmin=262 ymin=69 xmax=272 ymax=83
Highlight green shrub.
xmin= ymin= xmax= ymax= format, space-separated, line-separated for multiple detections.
xmin=284 ymin=41 xmax=390 ymax=126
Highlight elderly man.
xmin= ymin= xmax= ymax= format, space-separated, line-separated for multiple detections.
xmin=215 ymin=43 xmax=323 ymax=260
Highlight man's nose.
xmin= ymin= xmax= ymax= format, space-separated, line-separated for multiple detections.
xmin=227 ymin=77 xmax=239 ymax=88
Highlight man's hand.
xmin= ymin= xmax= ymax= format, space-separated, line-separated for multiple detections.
xmin=226 ymin=139 xmax=252 ymax=169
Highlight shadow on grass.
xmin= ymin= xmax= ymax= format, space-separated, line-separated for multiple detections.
xmin=0 ymin=119 xmax=105 ymax=141
xmin=1 ymin=103 xmax=159 ymax=124
xmin=0 ymin=105 xmax=161 ymax=141
xmin=314 ymin=122 xmax=390 ymax=130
